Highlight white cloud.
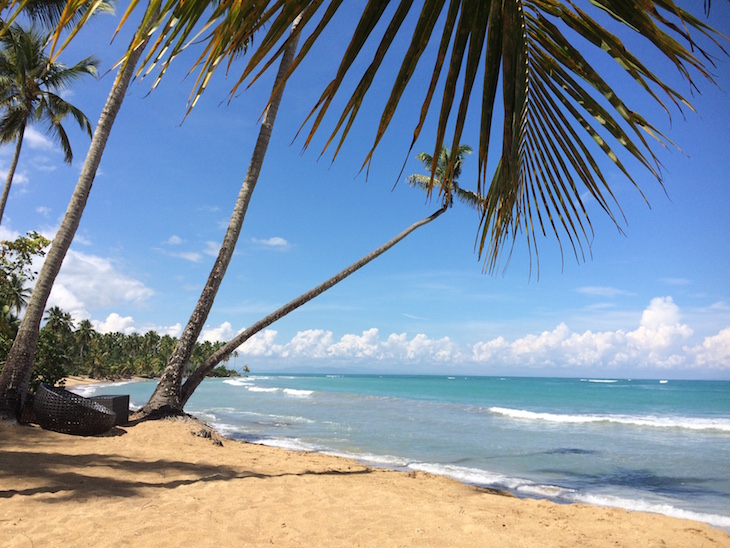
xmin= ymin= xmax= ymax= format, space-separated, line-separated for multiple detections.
xmin=202 ymin=321 xmax=238 ymax=343
xmin=204 ymin=241 xmax=220 ymax=256
xmin=689 ymin=327 xmax=730 ymax=369
xmin=32 ymin=250 xmax=154 ymax=320
xmin=93 ymin=313 xmax=136 ymax=334
xmin=24 ymin=127 xmax=55 ymax=150
xmin=173 ymin=251 xmax=203 ymax=263
xmin=639 ymin=296 xmax=681 ymax=329
xmin=225 ymin=297 xmax=728 ymax=375
xmin=35 ymin=206 xmax=51 ymax=217
xmin=576 ymin=286 xmax=633 ymax=297
xmin=167 ymin=235 xmax=183 ymax=245
xmin=238 ymin=328 xmax=463 ymax=364
xmin=252 ymin=236 xmax=289 ymax=249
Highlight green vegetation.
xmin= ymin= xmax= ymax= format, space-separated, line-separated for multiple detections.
xmin=0 ymin=23 xmax=98 ymax=224
xmin=0 ymin=232 xmax=49 ymax=361
xmin=28 ymin=314 xmax=239 ymax=388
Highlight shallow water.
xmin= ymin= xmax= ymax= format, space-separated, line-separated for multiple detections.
xmin=80 ymin=375 xmax=730 ymax=531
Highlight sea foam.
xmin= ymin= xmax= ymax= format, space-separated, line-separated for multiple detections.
xmin=283 ymin=389 xmax=314 ymax=397
xmin=489 ymin=407 xmax=730 ymax=432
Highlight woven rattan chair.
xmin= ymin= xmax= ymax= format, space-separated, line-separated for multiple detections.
xmin=33 ymin=384 xmax=117 ymax=436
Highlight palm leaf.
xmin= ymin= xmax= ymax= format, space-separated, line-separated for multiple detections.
xmin=45 ymin=0 xmax=728 ymax=272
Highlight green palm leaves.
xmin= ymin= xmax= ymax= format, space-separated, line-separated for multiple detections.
xmin=0 ymin=23 xmax=98 ymax=222
xmin=44 ymin=1 xmax=726 ymax=273
xmin=408 ymin=144 xmax=483 ymax=210
xmin=0 ymin=24 xmax=98 ymax=161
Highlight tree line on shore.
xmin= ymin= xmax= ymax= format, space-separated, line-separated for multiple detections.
xmin=0 ymin=231 xmax=239 ymax=388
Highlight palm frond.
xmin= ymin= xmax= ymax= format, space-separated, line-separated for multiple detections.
xmin=45 ymin=0 xmax=728 ymax=272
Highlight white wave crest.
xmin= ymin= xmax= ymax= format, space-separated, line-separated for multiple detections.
xmin=222 ymin=378 xmax=253 ymax=386
xmin=247 ymin=386 xmax=279 ymax=393
xmin=489 ymin=407 xmax=730 ymax=432
xmin=283 ymin=389 xmax=313 ymax=397
xmin=571 ymin=493 xmax=730 ymax=530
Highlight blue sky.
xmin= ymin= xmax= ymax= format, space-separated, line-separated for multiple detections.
xmin=1 ymin=3 xmax=729 ymax=379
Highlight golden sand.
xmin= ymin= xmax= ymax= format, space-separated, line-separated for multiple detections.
xmin=1 ymin=416 xmax=728 ymax=547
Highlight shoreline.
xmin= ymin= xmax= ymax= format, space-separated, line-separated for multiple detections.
xmin=63 ymin=375 xmax=730 ymax=533
xmin=2 ymin=417 xmax=728 ymax=546
xmin=62 ymin=375 xmax=151 ymax=388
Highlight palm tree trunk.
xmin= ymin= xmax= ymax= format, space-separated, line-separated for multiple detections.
xmin=179 ymin=205 xmax=448 ymax=407
xmin=0 ymin=32 xmax=147 ymax=420
xmin=0 ymin=125 xmax=25 ymax=226
xmin=140 ymin=17 xmax=303 ymax=418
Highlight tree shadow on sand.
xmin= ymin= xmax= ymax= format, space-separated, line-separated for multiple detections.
xmin=0 ymin=423 xmax=374 ymax=503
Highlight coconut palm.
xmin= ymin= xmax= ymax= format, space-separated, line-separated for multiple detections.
xmin=0 ymin=11 xmax=155 ymax=418
xmin=408 ymin=145 xmax=482 ymax=209
xmin=1 ymin=271 xmax=29 ymax=315
xmin=74 ymin=318 xmax=95 ymax=372
xmin=13 ymin=0 xmax=114 ymax=31
xmin=0 ymin=23 xmax=99 ymax=224
xmin=178 ymin=203 xmax=449 ymax=407
xmin=177 ymin=145 xmax=475 ymax=408
xmin=108 ymin=1 xmax=724 ymax=266
xmin=43 ymin=305 xmax=73 ymax=335
xmin=139 ymin=16 xmax=303 ymax=417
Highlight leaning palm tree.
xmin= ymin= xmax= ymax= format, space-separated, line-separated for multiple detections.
xmin=0 ymin=7 xmax=157 ymax=419
xmin=0 ymin=23 xmax=98 ymax=224
xmin=139 ymin=16 xmax=303 ymax=417
xmin=176 ymin=145 xmax=479 ymax=408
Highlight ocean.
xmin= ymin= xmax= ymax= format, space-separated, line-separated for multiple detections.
xmin=76 ymin=375 xmax=730 ymax=531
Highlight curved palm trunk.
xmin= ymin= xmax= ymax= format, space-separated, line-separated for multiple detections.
xmin=0 ymin=36 xmax=147 ymax=420
xmin=0 ymin=125 xmax=25 ymax=225
xmin=179 ymin=205 xmax=447 ymax=407
xmin=139 ymin=18 xmax=303 ymax=418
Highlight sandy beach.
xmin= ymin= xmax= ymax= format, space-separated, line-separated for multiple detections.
xmin=2 ymin=410 xmax=729 ymax=547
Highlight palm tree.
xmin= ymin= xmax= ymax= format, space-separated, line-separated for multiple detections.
xmin=1 ymin=271 xmax=29 ymax=315
xmin=13 ymin=2 xmax=727 ymax=417
xmin=139 ymin=16 xmax=304 ymax=417
xmin=13 ymin=0 xmax=114 ymax=31
xmin=408 ymin=145 xmax=482 ymax=209
xmin=177 ymin=145 xmax=475 ymax=407
xmin=0 ymin=11 xmax=156 ymax=419
xmin=113 ymin=1 xmax=723 ymax=266
xmin=74 ymin=318 xmax=95 ymax=372
xmin=0 ymin=23 xmax=99 ymax=224
xmin=43 ymin=305 xmax=73 ymax=335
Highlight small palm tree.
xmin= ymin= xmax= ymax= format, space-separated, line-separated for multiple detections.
xmin=1 ymin=272 xmax=30 ymax=315
xmin=0 ymin=23 xmax=99 ymax=224
xmin=74 ymin=318 xmax=95 ymax=371
xmin=408 ymin=145 xmax=483 ymax=210
xmin=43 ymin=305 xmax=73 ymax=335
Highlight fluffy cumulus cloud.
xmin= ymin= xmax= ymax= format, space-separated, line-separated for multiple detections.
xmin=229 ymin=327 xmax=464 ymax=364
xmin=197 ymin=296 xmax=728 ymax=376
xmin=93 ymin=313 xmax=136 ymax=335
xmin=689 ymin=327 xmax=730 ymax=370
xmin=201 ymin=321 xmax=238 ymax=343
xmin=30 ymin=250 xmax=154 ymax=320
xmin=471 ymin=297 xmax=697 ymax=372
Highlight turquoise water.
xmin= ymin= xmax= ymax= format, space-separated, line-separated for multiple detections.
xmin=78 ymin=375 xmax=730 ymax=531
